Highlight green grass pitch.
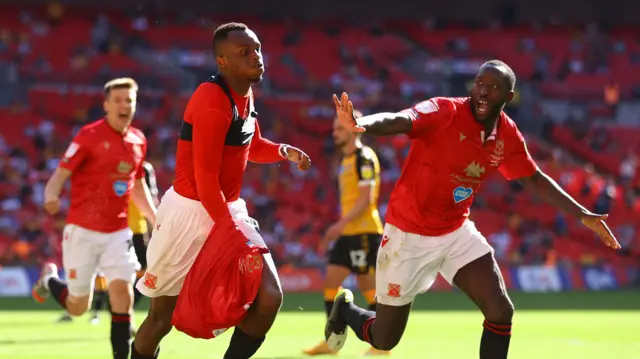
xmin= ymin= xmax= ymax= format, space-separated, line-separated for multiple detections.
xmin=1 ymin=291 xmax=639 ymax=359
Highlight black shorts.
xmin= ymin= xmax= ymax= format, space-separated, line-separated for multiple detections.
xmin=132 ymin=233 xmax=147 ymax=269
xmin=328 ymin=233 xmax=381 ymax=275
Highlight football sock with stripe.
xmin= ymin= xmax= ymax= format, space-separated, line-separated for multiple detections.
xmin=223 ymin=327 xmax=265 ymax=359
xmin=130 ymin=342 xmax=159 ymax=359
xmin=111 ymin=312 xmax=131 ymax=359
xmin=47 ymin=277 xmax=69 ymax=310
xmin=342 ymin=301 xmax=378 ymax=349
xmin=480 ymin=320 xmax=512 ymax=359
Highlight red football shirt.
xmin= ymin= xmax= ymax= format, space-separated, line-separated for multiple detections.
xmin=173 ymin=82 xmax=285 ymax=222
xmin=59 ymin=119 xmax=147 ymax=233
xmin=385 ymin=97 xmax=538 ymax=237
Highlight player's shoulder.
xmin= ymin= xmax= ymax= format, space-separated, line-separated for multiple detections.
xmin=188 ymin=82 xmax=231 ymax=110
xmin=73 ymin=119 xmax=107 ymax=143
xmin=127 ymin=126 xmax=146 ymax=140
xmin=498 ymin=112 xmax=524 ymax=139
xmin=409 ymin=97 xmax=457 ymax=118
xmin=358 ymin=145 xmax=378 ymax=162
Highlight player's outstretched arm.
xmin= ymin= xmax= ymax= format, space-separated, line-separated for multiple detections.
xmin=333 ymin=92 xmax=413 ymax=136
xmin=43 ymin=167 xmax=72 ymax=215
xmin=518 ymin=169 xmax=621 ymax=249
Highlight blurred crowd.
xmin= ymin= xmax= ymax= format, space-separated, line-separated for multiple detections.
xmin=0 ymin=2 xmax=638 ymax=274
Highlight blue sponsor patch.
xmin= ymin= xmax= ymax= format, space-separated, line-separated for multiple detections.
xmin=453 ymin=186 xmax=473 ymax=203
xmin=113 ymin=180 xmax=128 ymax=197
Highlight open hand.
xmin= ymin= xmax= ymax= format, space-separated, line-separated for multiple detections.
xmin=285 ymin=146 xmax=311 ymax=171
xmin=333 ymin=92 xmax=365 ymax=133
xmin=581 ymin=213 xmax=621 ymax=249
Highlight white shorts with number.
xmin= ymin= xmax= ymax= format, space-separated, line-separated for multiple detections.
xmin=62 ymin=225 xmax=139 ymax=296
xmin=375 ymin=220 xmax=494 ymax=306
xmin=137 ymin=187 xmax=277 ymax=298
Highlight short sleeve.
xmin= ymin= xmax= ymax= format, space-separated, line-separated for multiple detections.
xmin=498 ymin=127 xmax=538 ymax=180
xmin=59 ymin=130 xmax=91 ymax=172
xmin=355 ymin=149 xmax=378 ymax=186
xmin=401 ymin=97 xmax=452 ymax=139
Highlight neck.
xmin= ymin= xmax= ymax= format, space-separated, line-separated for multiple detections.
xmin=341 ymin=139 xmax=361 ymax=155
xmin=106 ymin=118 xmax=127 ymax=134
xmin=219 ymin=72 xmax=252 ymax=96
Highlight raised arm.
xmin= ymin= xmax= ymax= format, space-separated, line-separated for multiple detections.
xmin=333 ymin=92 xmax=450 ymax=138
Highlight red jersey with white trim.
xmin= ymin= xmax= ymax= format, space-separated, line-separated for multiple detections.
xmin=59 ymin=119 xmax=146 ymax=233
xmin=172 ymin=81 xmax=284 ymax=222
xmin=385 ymin=97 xmax=538 ymax=237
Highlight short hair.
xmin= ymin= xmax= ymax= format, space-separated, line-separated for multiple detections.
xmin=482 ymin=60 xmax=516 ymax=91
xmin=104 ymin=77 xmax=138 ymax=96
xmin=213 ymin=22 xmax=248 ymax=56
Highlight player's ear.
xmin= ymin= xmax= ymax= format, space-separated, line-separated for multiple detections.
xmin=103 ymin=98 xmax=109 ymax=113
xmin=216 ymin=55 xmax=226 ymax=69
xmin=506 ymin=91 xmax=514 ymax=103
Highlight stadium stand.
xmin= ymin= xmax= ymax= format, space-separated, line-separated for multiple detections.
xmin=0 ymin=1 xmax=638 ymax=294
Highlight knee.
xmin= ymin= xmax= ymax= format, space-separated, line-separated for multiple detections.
xmin=146 ymin=308 xmax=173 ymax=336
xmin=484 ymin=299 xmax=514 ymax=323
xmin=108 ymin=280 xmax=133 ymax=312
xmin=66 ymin=295 xmax=91 ymax=316
xmin=255 ymin=283 xmax=283 ymax=314
xmin=373 ymin=335 xmax=401 ymax=351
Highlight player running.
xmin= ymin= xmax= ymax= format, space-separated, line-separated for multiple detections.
xmin=131 ymin=22 xmax=311 ymax=359
xmin=34 ymin=77 xmax=157 ymax=359
xmin=324 ymin=60 xmax=620 ymax=359
xmin=61 ymin=161 xmax=159 ymax=327
xmin=304 ymin=112 xmax=388 ymax=356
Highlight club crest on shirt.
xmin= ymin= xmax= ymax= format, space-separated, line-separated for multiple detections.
xmin=113 ymin=180 xmax=128 ymax=197
xmin=490 ymin=140 xmax=505 ymax=167
xmin=464 ymin=161 xmax=485 ymax=178
xmin=453 ymin=186 xmax=473 ymax=203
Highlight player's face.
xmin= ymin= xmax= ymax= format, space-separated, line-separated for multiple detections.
xmin=470 ymin=66 xmax=514 ymax=123
xmin=333 ymin=119 xmax=353 ymax=148
xmin=104 ymin=88 xmax=137 ymax=131
xmin=217 ymin=29 xmax=264 ymax=83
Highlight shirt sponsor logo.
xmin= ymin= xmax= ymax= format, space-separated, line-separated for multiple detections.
xmin=117 ymin=161 xmax=133 ymax=174
xmin=414 ymin=100 xmax=438 ymax=114
xmin=113 ymin=180 xmax=128 ymax=197
xmin=453 ymin=186 xmax=473 ymax=203
xmin=361 ymin=165 xmax=374 ymax=180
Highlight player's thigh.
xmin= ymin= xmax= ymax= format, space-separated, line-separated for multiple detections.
xmin=62 ymin=224 xmax=100 ymax=298
xmin=100 ymin=228 xmax=139 ymax=285
xmin=356 ymin=234 xmax=381 ymax=292
xmin=375 ymin=224 xmax=446 ymax=307
xmin=146 ymin=295 xmax=178 ymax=327
xmin=140 ymin=202 xmax=213 ymax=297
xmin=442 ymin=221 xmax=513 ymax=321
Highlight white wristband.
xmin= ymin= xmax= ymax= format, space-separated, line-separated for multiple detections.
xmin=279 ymin=144 xmax=290 ymax=159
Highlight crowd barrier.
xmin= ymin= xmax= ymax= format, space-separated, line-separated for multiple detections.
xmin=0 ymin=264 xmax=632 ymax=297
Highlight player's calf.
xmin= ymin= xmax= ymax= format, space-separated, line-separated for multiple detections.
xmin=453 ymin=253 xmax=514 ymax=359
xmin=224 ymin=254 xmax=282 ymax=359
xmin=132 ymin=296 xmax=177 ymax=359
xmin=108 ymin=279 xmax=134 ymax=359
